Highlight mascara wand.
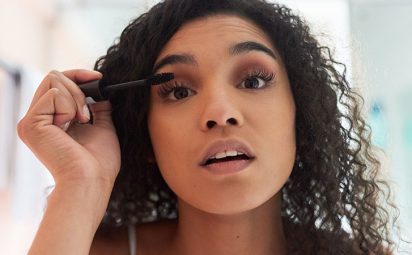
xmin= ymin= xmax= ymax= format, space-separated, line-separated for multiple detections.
xmin=78 ymin=72 xmax=174 ymax=102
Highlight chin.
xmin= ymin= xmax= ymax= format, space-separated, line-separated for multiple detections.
xmin=181 ymin=190 xmax=279 ymax=216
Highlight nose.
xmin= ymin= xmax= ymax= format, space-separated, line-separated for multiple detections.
xmin=199 ymin=90 xmax=244 ymax=131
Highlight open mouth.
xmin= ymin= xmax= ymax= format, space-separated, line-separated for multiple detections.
xmin=204 ymin=154 xmax=251 ymax=165
xmin=199 ymin=139 xmax=256 ymax=168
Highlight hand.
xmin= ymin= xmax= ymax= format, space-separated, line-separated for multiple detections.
xmin=17 ymin=69 xmax=121 ymax=188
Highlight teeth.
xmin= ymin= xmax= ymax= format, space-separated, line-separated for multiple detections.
xmin=215 ymin=152 xmax=227 ymax=159
xmin=212 ymin=150 xmax=245 ymax=159
xmin=227 ymin=151 xmax=239 ymax=157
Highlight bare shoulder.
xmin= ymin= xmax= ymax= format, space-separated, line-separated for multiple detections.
xmin=135 ymin=219 xmax=178 ymax=253
xmin=90 ymin=219 xmax=177 ymax=255
xmin=90 ymin=226 xmax=129 ymax=255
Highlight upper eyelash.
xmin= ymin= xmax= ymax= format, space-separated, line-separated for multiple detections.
xmin=243 ymin=68 xmax=275 ymax=83
xmin=156 ymin=68 xmax=276 ymax=99
xmin=157 ymin=80 xmax=185 ymax=98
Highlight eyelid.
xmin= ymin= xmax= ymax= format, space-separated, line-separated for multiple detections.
xmin=155 ymin=64 xmax=275 ymax=99
xmin=243 ymin=67 xmax=274 ymax=79
xmin=156 ymin=80 xmax=196 ymax=100
xmin=237 ymin=67 xmax=276 ymax=88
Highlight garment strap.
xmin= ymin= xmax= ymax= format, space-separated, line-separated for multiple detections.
xmin=128 ymin=224 xmax=137 ymax=255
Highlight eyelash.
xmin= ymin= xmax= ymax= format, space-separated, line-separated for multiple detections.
xmin=157 ymin=68 xmax=275 ymax=100
xmin=242 ymin=68 xmax=275 ymax=86
xmin=157 ymin=81 xmax=188 ymax=99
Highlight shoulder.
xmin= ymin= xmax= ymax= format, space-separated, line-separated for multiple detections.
xmin=90 ymin=219 xmax=177 ymax=255
xmin=90 ymin=225 xmax=129 ymax=255
xmin=135 ymin=219 xmax=177 ymax=253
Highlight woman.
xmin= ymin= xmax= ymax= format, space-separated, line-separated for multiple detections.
xmin=18 ymin=0 xmax=398 ymax=254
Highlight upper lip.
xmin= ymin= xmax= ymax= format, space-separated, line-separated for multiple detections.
xmin=199 ymin=138 xmax=255 ymax=166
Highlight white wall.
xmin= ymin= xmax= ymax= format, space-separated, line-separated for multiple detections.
xmin=276 ymin=0 xmax=352 ymax=78
xmin=49 ymin=4 xmax=147 ymax=71
xmin=0 ymin=0 xmax=55 ymax=71
xmin=0 ymin=1 xmax=54 ymax=253
xmin=350 ymin=0 xmax=412 ymax=251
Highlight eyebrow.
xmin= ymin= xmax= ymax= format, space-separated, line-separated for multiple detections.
xmin=230 ymin=41 xmax=277 ymax=59
xmin=152 ymin=41 xmax=277 ymax=73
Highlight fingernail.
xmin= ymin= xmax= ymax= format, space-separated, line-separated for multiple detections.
xmin=85 ymin=97 xmax=96 ymax=104
xmin=92 ymin=70 xmax=102 ymax=76
xmin=83 ymin=104 xmax=90 ymax=121
xmin=60 ymin=121 xmax=71 ymax=132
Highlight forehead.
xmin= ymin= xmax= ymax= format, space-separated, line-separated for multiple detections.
xmin=157 ymin=14 xmax=275 ymax=58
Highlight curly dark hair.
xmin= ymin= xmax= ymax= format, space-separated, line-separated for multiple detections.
xmin=93 ymin=0 xmax=400 ymax=254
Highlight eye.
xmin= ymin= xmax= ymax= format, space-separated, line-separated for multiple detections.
xmin=157 ymin=81 xmax=196 ymax=101
xmin=241 ymin=76 xmax=266 ymax=89
xmin=238 ymin=69 xmax=275 ymax=89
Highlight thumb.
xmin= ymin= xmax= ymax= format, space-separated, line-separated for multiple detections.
xmin=88 ymin=101 xmax=114 ymax=128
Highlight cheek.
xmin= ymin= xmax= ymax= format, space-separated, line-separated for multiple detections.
xmin=249 ymin=92 xmax=296 ymax=183
xmin=148 ymin=104 xmax=195 ymax=175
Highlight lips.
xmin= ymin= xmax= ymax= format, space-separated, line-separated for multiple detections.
xmin=199 ymin=139 xmax=256 ymax=166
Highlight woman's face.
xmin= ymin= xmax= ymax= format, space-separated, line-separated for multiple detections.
xmin=148 ymin=15 xmax=296 ymax=214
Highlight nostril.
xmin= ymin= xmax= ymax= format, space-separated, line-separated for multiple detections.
xmin=227 ymin=118 xmax=237 ymax=125
xmin=207 ymin=120 xmax=216 ymax=129
xmin=206 ymin=118 xmax=238 ymax=129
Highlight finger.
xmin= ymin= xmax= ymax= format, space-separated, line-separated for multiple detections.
xmin=28 ymin=87 xmax=77 ymax=128
xmin=53 ymin=71 xmax=93 ymax=123
xmin=29 ymin=69 xmax=102 ymax=108
xmin=17 ymin=89 xmax=82 ymax=174
xmin=62 ymin=69 xmax=102 ymax=84
xmin=88 ymin=101 xmax=113 ymax=128
xmin=30 ymin=70 xmax=99 ymax=124
xmin=29 ymin=79 xmax=84 ymax=127
xmin=60 ymin=69 xmax=102 ymax=123
xmin=29 ymin=70 xmax=73 ymax=110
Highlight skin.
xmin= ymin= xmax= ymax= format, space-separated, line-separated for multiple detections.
xmin=147 ymin=14 xmax=296 ymax=255
xmin=18 ymin=13 xmax=297 ymax=255
xmin=18 ymin=69 xmax=121 ymax=255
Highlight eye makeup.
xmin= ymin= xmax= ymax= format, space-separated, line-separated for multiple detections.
xmin=157 ymin=80 xmax=196 ymax=99
xmin=155 ymin=65 xmax=276 ymax=101
xmin=153 ymin=53 xmax=278 ymax=101
xmin=238 ymin=67 xmax=275 ymax=89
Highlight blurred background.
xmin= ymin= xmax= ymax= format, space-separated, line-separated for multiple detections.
xmin=0 ymin=0 xmax=411 ymax=253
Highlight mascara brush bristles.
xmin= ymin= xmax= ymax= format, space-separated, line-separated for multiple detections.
xmin=146 ymin=72 xmax=174 ymax=85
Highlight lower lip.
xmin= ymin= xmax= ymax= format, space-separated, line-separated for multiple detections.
xmin=201 ymin=159 xmax=253 ymax=175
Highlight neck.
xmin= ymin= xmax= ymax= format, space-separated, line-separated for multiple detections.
xmin=171 ymin=193 xmax=287 ymax=255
